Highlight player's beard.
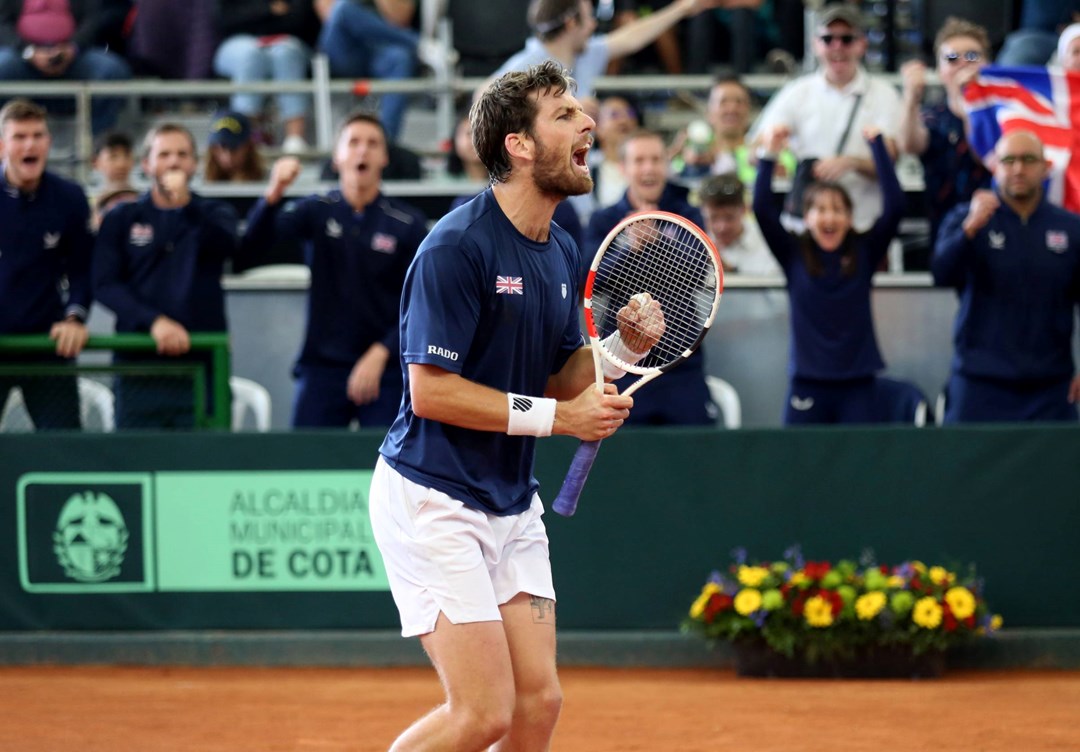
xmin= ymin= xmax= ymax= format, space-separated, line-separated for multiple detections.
xmin=532 ymin=136 xmax=592 ymax=198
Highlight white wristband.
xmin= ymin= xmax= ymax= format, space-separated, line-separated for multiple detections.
xmin=599 ymin=330 xmax=649 ymax=380
xmin=507 ymin=393 xmax=556 ymax=436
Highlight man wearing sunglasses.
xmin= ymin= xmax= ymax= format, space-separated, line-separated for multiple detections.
xmin=751 ymin=4 xmax=901 ymax=234
xmin=898 ymin=17 xmax=991 ymax=270
xmin=933 ymin=130 xmax=1080 ymax=424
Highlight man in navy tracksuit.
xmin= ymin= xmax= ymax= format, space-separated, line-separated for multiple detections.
xmin=585 ymin=129 xmax=714 ymax=425
xmin=93 ymin=122 xmax=240 ymax=428
xmin=0 ymin=99 xmax=91 ymax=429
xmin=244 ymin=112 xmax=427 ymax=428
xmin=933 ymin=130 xmax=1080 ymax=423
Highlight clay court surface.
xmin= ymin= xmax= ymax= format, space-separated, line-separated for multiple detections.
xmin=1 ymin=665 xmax=1078 ymax=751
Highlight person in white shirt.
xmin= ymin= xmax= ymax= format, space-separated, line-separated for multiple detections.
xmin=751 ymin=3 xmax=902 ymax=232
xmin=699 ymin=172 xmax=779 ymax=276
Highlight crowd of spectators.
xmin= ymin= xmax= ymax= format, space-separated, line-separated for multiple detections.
xmin=2 ymin=1 xmax=1080 ymax=432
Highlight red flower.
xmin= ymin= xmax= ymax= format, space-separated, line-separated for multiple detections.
xmin=804 ymin=561 xmax=832 ymax=580
xmin=879 ymin=565 xmax=889 ymax=574
xmin=703 ymin=593 xmax=732 ymax=623
xmin=964 ymin=615 xmax=975 ymax=629
xmin=942 ymin=602 xmax=958 ymax=632
xmin=792 ymin=592 xmax=809 ymax=616
xmin=823 ymin=589 xmax=843 ymax=615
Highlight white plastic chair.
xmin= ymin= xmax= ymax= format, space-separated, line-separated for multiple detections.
xmin=0 ymin=378 xmax=115 ymax=432
xmin=705 ymin=375 xmax=742 ymax=429
xmin=230 ymin=376 xmax=272 ymax=432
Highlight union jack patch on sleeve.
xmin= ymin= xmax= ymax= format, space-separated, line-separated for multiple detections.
xmin=495 ymin=275 xmax=524 ymax=294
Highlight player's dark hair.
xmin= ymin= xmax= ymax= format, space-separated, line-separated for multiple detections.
xmin=528 ymin=0 xmax=582 ymax=41
xmin=699 ymin=173 xmax=746 ymax=209
xmin=337 ymin=110 xmax=388 ymax=144
xmin=471 ymin=60 xmax=576 ymax=184
xmin=94 ymin=130 xmax=134 ymax=157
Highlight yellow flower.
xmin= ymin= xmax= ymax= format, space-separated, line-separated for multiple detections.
xmin=804 ymin=595 xmax=834 ymax=627
xmin=945 ymin=586 xmax=976 ymax=620
xmin=734 ymin=588 xmax=762 ymax=615
xmin=789 ymin=572 xmax=809 ymax=587
xmin=929 ymin=566 xmax=955 ymax=586
xmin=737 ymin=565 xmax=770 ymax=588
xmin=689 ymin=582 xmax=720 ymax=618
xmin=855 ymin=591 xmax=887 ymax=621
xmin=911 ymin=561 xmax=927 ymax=575
xmin=886 ymin=575 xmax=905 ymax=589
xmin=991 ymin=614 xmax=1003 ymax=631
xmin=912 ymin=596 xmax=943 ymax=629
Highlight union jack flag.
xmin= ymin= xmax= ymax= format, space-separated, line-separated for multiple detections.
xmin=963 ymin=65 xmax=1080 ymax=212
xmin=495 ymin=275 xmax=523 ymax=295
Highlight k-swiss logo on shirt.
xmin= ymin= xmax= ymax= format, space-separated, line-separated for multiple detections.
xmin=43 ymin=232 xmax=60 ymax=249
xmin=326 ymin=218 xmax=343 ymax=238
xmin=371 ymin=232 xmax=397 ymax=254
xmin=988 ymin=230 xmax=1005 ymax=250
xmin=1046 ymin=230 xmax=1068 ymax=253
xmin=496 ymin=276 xmax=523 ymax=295
xmin=129 ymin=224 xmax=154 ymax=247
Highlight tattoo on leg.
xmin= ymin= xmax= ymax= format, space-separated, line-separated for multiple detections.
xmin=530 ymin=596 xmax=555 ymax=624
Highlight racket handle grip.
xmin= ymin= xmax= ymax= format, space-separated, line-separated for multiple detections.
xmin=551 ymin=439 xmax=602 ymax=517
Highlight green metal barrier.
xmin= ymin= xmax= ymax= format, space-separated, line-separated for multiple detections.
xmin=0 ymin=333 xmax=231 ymax=429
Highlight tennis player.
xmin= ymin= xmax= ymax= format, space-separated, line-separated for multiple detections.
xmin=371 ymin=60 xmax=658 ymax=751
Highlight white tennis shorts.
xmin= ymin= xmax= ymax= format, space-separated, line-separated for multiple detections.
xmin=370 ymin=456 xmax=556 ymax=637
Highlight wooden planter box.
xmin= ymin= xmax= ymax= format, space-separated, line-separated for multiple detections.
xmin=733 ymin=641 xmax=947 ymax=679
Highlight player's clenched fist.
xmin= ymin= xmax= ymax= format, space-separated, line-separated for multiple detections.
xmin=617 ymin=292 xmax=665 ymax=353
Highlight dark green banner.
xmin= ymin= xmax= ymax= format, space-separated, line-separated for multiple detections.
xmin=1 ymin=428 xmax=1078 ymax=630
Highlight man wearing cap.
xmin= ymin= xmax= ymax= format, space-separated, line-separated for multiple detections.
xmin=0 ymin=0 xmax=131 ymax=134
xmin=752 ymin=3 xmax=902 ymax=233
xmin=584 ymin=129 xmax=716 ymax=426
xmin=204 ymin=111 xmax=266 ymax=183
xmin=243 ymin=111 xmax=427 ymax=429
xmin=0 ymin=99 xmax=92 ymax=429
xmin=492 ymin=0 xmax=756 ymax=102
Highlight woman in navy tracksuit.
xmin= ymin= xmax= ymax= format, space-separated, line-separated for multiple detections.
xmin=753 ymin=127 xmax=906 ymax=424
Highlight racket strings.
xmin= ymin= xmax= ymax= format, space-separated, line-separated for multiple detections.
xmin=592 ymin=219 xmax=717 ymax=368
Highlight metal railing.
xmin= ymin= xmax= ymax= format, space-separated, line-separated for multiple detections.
xmin=0 ymin=332 xmax=231 ymax=429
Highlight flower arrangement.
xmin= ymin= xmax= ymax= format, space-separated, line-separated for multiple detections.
xmin=683 ymin=546 xmax=1002 ymax=667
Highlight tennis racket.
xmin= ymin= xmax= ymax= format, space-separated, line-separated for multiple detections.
xmin=551 ymin=210 xmax=723 ymax=517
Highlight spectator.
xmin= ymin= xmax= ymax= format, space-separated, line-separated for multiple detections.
xmin=585 ymin=129 xmax=714 ymax=425
xmin=243 ymin=112 xmax=427 ymax=428
xmin=448 ymin=112 xmax=584 ymax=248
xmin=0 ymin=0 xmax=132 ymax=134
xmin=589 ymin=94 xmax=636 ymax=206
xmin=213 ymin=0 xmax=320 ymax=154
xmin=93 ymin=123 xmax=241 ymax=429
xmin=932 ymin=130 xmax=1080 ymax=423
xmin=316 ymin=0 xmax=419 ymax=142
xmin=1057 ymin=22 xmax=1080 ymax=69
xmin=126 ymin=0 xmax=218 ymax=80
xmin=0 ymin=99 xmax=91 ymax=429
xmin=492 ymin=0 xmax=750 ymax=101
xmin=751 ymin=4 xmax=902 ymax=233
xmin=897 ymin=17 xmax=991 ymax=271
xmin=996 ymin=0 xmax=1078 ymax=66
xmin=606 ymin=0 xmax=688 ymax=75
xmin=92 ymin=129 xmax=135 ymax=192
xmin=753 ymin=125 xmax=908 ymax=425
xmin=203 ymin=110 xmax=266 ymax=183
xmin=699 ymin=172 xmax=777 ymax=276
